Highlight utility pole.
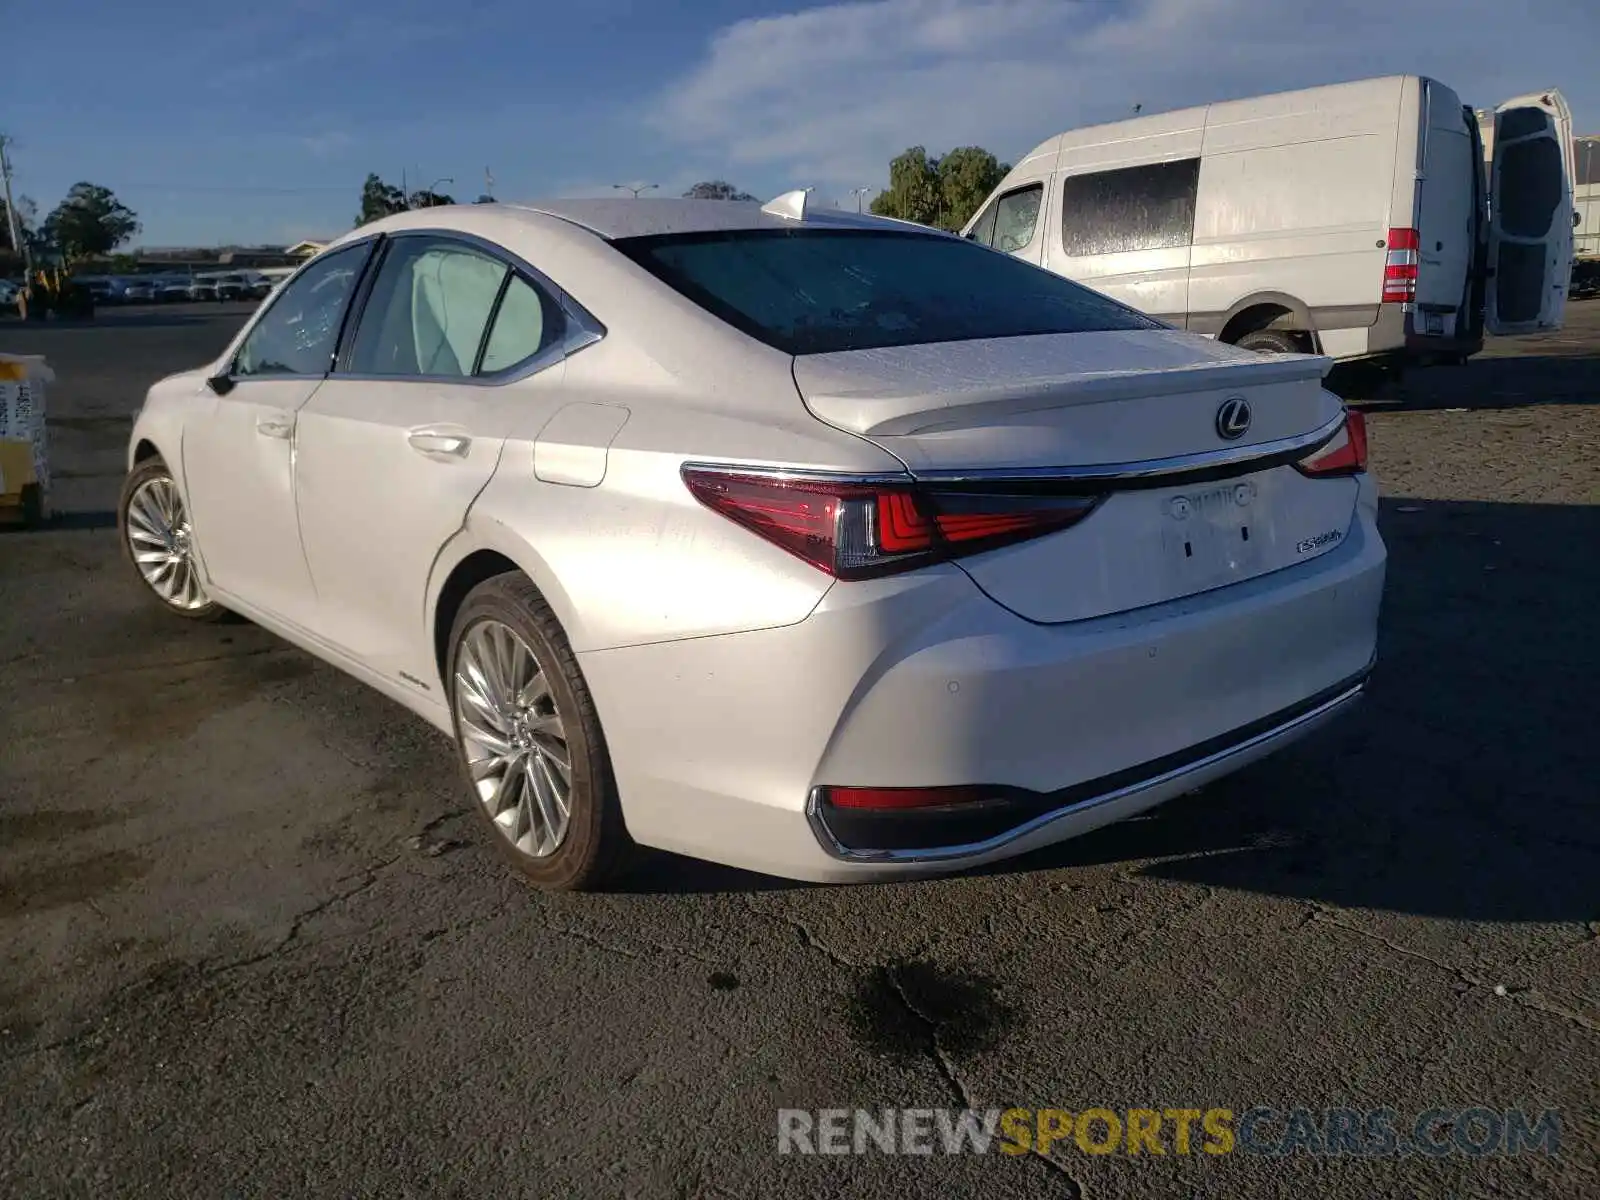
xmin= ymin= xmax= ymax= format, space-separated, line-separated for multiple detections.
xmin=484 ymin=166 xmax=495 ymax=200
xmin=850 ymin=187 xmax=870 ymax=213
xmin=0 ymin=134 xmax=31 ymax=276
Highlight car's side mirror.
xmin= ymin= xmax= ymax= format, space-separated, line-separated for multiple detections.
xmin=206 ymin=372 xmax=236 ymax=396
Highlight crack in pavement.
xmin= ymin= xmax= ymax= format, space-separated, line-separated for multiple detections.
xmin=540 ymin=913 xmax=717 ymax=967
xmin=743 ymin=899 xmax=860 ymax=970
xmin=1310 ymin=907 xmax=1598 ymax=1036
xmin=883 ymin=965 xmax=1085 ymax=1198
xmin=4 ymin=856 xmax=404 ymax=1065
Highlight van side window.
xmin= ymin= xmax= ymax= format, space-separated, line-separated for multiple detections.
xmin=965 ymin=200 xmax=999 ymax=246
xmin=991 ymin=185 xmax=1044 ymax=253
xmin=1060 ymin=159 xmax=1201 ymax=256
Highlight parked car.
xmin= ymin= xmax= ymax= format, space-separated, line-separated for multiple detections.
xmin=156 ymin=277 xmax=194 ymax=303
xmin=120 ymin=197 xmax=1385 ymax=890
xmin=122 ymin=279 xmax=157 ymax=303
xmin=963 ymin=76 xmax=1575 ymax=370
xmin=187 ymin=279 xmax=218 ymax=302
xmin=80 ymin=277 xmax=120 ymax=304
xmin=214 ymin=273 xmax=254 ymax=301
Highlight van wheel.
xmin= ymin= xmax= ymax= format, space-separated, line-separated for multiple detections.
xmin=1236 ymin=329 xmax=1304 ymax=355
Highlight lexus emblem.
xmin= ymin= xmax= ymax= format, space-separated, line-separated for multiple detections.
xmin=1216 ymin=396 xmax=1252 ymax=440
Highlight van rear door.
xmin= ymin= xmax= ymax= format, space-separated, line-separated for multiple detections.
xmin=1486 ymin=90 xmax=1576 ymax=335
xmin=1412 ymin=80 xmax=1477 ymax=337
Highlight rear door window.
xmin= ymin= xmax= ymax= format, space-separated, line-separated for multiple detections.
xmin=478 ymin=273 xmax=567 ymax=374
xmin=1060 ymin=159 xmax=1201 ymax=256
xmin=344 ymin=237 xmax=509 ymax=377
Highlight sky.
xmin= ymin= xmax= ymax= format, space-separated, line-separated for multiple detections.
xmin=4 ymin=0 xmax=1597 ymax=248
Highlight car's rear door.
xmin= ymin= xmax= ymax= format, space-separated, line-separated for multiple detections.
xmin=1485 ymin=89 xmax=1576 ymax=335
xmin=291 ymin=232 xmax=575 ymax=693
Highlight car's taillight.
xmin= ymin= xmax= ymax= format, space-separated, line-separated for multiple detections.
xmin=1294 ymin=409 xmax=1368 ymax=478
xmin=1383 ymin=227 xmax=1419 ymax=304
xmin=680 ymin=467 xmax=1101 ymax=580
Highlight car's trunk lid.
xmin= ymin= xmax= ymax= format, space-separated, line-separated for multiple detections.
xmin=793 ymin=330 xmax=1358 ymax=623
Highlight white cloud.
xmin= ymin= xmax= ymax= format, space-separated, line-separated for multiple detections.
xmin=653 ymin=0 xmax=1598 ymax=192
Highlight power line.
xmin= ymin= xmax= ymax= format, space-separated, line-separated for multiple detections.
xmin=111 ymin=182 xmax=355 ymax=195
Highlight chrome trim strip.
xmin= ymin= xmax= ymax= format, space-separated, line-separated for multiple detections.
xmin=910 ymin=412 xmax=1347 ymax=486
xmin=679 ymin=461 xmax=912 ymax=486
xmin=679 ymin=413 xmax=1345 ymax=492
xmin=806 ymin=681 xmax=1365 ymax=864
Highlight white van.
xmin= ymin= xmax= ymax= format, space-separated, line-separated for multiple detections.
xmin=963 ymin=76 xmax=1576 ymax=368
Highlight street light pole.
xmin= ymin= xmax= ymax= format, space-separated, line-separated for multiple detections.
xmin=850 ymin=187 xmax=870 ymax=213
xmin=425 ymin=177 xmax=454 ymax=207
xmin=613 ymin=183 xmax=659 ymax=199
xmin=0 ymin=135 xmax=32 ymax=276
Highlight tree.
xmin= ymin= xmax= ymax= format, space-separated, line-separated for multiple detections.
xmin=683 ymin=180 xmax=759 ymax=201
xmin=870 ymin=145 xmax=1010 ymax=231
xmin=41 ymin=183 xmax=140 ymax=264
xmin=935 ymin=146 xmax=1010 ymax=231
xmin=356 ymin=173 xmax=407 ymax=225
xmin=870 ymin=147 xmax=940 ymax=226
xmin=407 ymin=189 xmax=455 ymax=209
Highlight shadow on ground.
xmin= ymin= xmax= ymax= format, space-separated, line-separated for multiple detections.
xmin=1340 ymin=346 xmax=1600 ymax=413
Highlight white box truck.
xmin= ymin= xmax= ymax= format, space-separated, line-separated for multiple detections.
xmin=963 ymin=76 xmax=1576 ymax=371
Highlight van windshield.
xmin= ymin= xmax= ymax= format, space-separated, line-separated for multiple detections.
xmin=612 ymin=228 xmax=1160 ymax=355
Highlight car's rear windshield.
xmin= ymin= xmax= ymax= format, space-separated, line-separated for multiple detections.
xmin=612 ymin=228 xmax=1161 ymax=355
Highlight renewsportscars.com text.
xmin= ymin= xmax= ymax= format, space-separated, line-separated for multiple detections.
xmin=777 ymin=1106 xmax=1562 ymax=1158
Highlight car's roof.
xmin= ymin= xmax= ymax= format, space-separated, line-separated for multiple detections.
xmin=345 ymin=198 xmax=941 ymax=243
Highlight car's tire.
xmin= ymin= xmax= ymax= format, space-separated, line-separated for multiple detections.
xmin=447 ymin=572 xmax=631 ymax=891
xmin=117 ymin=456 xmax=229 ymax=622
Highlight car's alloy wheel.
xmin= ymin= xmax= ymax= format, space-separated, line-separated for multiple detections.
xmin=117 ymin=457 xmax=227 ymax=621
xmin=454 ymin=618 xmax=573 ymax=858
xmin=447 ymin=573 xmax=630 ymax=890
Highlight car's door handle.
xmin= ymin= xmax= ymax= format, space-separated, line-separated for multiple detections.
xmin=256 ymin=414 xmax=293 ymax=439
xmin=407 ymin=427 xmax=472 ymax=459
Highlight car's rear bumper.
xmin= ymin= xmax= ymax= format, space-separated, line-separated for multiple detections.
xmin=579 ymin=505 xmax=1386 ymax=884
xmin=807 ymin=665 xmax=1368 ymax=863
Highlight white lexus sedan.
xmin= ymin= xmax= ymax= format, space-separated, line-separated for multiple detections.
xmin=119 ymin=195 xmax=1385 ymax=890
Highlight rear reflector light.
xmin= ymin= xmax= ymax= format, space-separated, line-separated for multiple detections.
xmin=1383 ymin=226 xmax=1418 ymax=303
xmin=1294 ymin=409 xmax=1368 ymax=477
xmin=821 ymin=785 xmax=993 ymax=810
xmin=681 ymin=467 xmax=1101 ymax=580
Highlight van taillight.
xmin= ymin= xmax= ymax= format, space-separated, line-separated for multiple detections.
xmin=1383 ymin=227 xmax=1419 ymax=304
xmin=681 ymin=467 xmax=1102 ymax=581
